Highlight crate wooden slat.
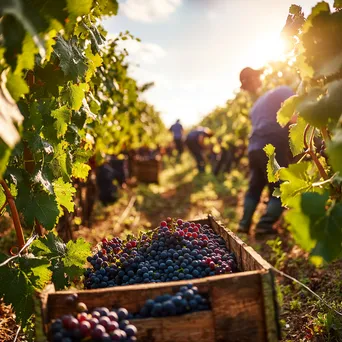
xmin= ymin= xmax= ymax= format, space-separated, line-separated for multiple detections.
xmin=41 ymin=215 xmax=280 ymax=342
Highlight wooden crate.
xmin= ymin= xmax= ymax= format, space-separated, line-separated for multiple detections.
xmin=41 ymin=215 xmax=280 ymax=342
xmin=132 ymin=158 xmax=161 ymax=184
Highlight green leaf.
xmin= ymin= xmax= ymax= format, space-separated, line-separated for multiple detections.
xmin=94 ymin=0 xmax=119 ymax=16
xmin=286 ymin=192 xmax=342 ymax=262
xmin=279 ymin=162 xmax=321 ymax=207
xmin=51 ymin=106 xmax=71 ymax=138
xmin=72 ymin=161 xmax=90 ymax=180
xmin=277 ymin=95 xmax=302 ymax=127
xmin=67 ymin=0 xmax=92 ymax=17
xmin=289 ymin=117 xmax=306 ymax=156
xmin=53 ymin=36 xmax=88 ymax=82
xmin=302 ymin=1 xmax=331 ymax=34
xmin=327 ymin=129 xmax=342 ymax=174
xmin=285 ymin=195 xmax=319 ymax=253
xmin=0 ymin=187 xmax=6 ymax=210
xmin=0 ymin=0 xmax=46 ymax=59
xmin=0 ymin=142 xmax=12 ymax=177
xmin=297 ymin=82 xmax=342 ymax=128
xmin=62 ymin=238 xmax=91 ymax=278
xmin=53 ymin=177 xmax=76 ymax=216
xmin=15 ymin=33 xmax=38 ymax=74
xmin=31 ymin=232 xmax=66 ymax=258
xmin=33 ymin=170 xmax=54 ymax=194
xmin=51 ymin=261 xmax=69 ymax=290
xmin=334 ymin=0 xmax=342 ymax=8
xmin=53 ymin=141 xmax=72 ymax=180
xmin=61 ymin=83 xmax=89 ymax=110
xmin=0 ymin=266 xmax=34 ymax=328
xmin=264 ymin=144 xmax=281 ymax=182
xmin=16 ymin=186 xmax=59 ymax=229
xmin=19 ymin=255 xmax=52 ymax=290
xmin=6 ymin=72 xmax=29 ymax=102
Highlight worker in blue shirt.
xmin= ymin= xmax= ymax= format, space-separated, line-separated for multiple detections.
xmin=238 ymin=67 xmax=294 ymax=235
xmin=186 ymin=127 xmax=213 ymax=173
xmin=170 ymin=119 xmax=184 ymax=157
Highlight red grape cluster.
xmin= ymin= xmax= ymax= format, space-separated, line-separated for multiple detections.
xmin=49 ymin=303 xmax=137 ymax=342
xmin=84 ymin=218 xmax=237 ymax=289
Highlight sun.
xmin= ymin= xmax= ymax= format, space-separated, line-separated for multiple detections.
xmin=247 ymin=34 xmax=287 ymax=68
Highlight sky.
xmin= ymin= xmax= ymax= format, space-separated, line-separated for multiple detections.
xmin=103 ymin=0 xmax=334 ymax=128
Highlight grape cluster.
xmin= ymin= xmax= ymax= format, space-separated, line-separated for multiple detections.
xmin=135 ymin=283 xmax=209 ymax=318
xmin=84 ymin=218 xmax=237 ymax=289
xmin=49 ymin=304 xmax=137 ymax=342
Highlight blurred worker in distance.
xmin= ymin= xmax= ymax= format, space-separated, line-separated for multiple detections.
xmin=185 ymin=127 xmax=213 ymax=173
xmin=169 ymin=119 xmax=184 ymax=157
xmin=238 ymin=67 xmax=294 ymax=235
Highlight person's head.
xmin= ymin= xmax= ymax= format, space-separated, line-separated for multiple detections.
xmin=176 ymin=119 xmax=180 ymax=124
xmin=239 ymin=67 xmax=262 ymax=94
xmin=203 ymin=127 xmax=213 ymax=137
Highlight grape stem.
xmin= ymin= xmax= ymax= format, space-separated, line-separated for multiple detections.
xmin=35 ymin=218 xmax=45 ymax=236
xmin=303 ymin=124 xmax=329 ymax=180
xmin=0 ymin=179 xmax=26 ymax=249
xmin=321 ymin=126 xmax=330 ymax=143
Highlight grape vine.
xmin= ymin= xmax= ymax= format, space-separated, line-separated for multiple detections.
xmin=267 ymin=1 xmax=342 ymax=264
xmin=0 ymin=0 xmax=167 ymax=334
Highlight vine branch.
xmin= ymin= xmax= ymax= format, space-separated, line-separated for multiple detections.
xmin=303 ymin=124 xmax=329 ymax=180
xmin=0 ymin=180 xmax=25 ymax=249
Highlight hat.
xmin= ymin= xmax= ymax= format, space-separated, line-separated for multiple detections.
xmin=239 ymin=67 xmax=263 ymax=85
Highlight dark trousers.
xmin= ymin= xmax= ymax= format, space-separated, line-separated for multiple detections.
xmin=186 ymin=139 xmax=205 ymax=172
xmin=240 ymin=147 xmax=290 ymax=230
xmin=174 ymin=138 xmax=183 ymax=155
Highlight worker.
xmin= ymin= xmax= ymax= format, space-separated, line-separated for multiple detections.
xmin=238 ymin=67 xmax=294 ymax=235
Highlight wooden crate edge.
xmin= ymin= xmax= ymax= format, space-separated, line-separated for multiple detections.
xmin=261 ymin=271 xmax=281 ymax=342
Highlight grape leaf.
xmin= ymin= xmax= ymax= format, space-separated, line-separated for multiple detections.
xmin=297 ymin=82 xmax=342 ymax=128
xmin=277 ymin=95 xmax=302 ymax=127
xmin=286 ymin=192 xmax=342 ymax=262
xmin=0 ymin=0 xmax=46 ymax=59
xmin=15 ymin=33 xmax=38 ymax=74
xmin=53 ymin=141 xmax=72 ymax=180
xmin=289 ymin=117 xmax=306 ymax=156
xmin=31 ymin=232 xmax=66 ymax=258
xmin=279 ymin=162 xmax=321 ymax=207
xmin=94 ymin=0 xmax=119 ymax=16
xmin=19 ymin=255 xmax=52 ymax=290
xmin=327 ymin=129 xmax=342 ymax=174
xmin=6 ymin=72 xmax=29 ymax=102
xmin=62 ymin=238 xmax=91 ymax=278
xmin=264 ymin=144 xmax=281 ymax=182
xmin=66 ymin=0 xmax=92 ymax=18
xmin=85 ymin=46 xmax=103 ymax=82
xmin=53 ymin=177 xmax=76 ymax=215
xmin=72 ymin=161 xmax=90 ymax=180
xmin=16 ymin=186 xmax=59 ymax=229
xmin=51 ymin=105 xmax=71 ymax=138
xmin=51 ymin=261 xmax=69 ymax=290
xmin=53 ymin=36 xmax=88 ymax=82
xmin=0 ymin=187 xmax=6 ymax=210
xmin=33 ymin=170 xmax=54 ymax=194
xmin=0 ymin=266 xmax=34 ymax=328
xmin=61 ymin=83 xmax=89 ymax=110
xmin=0 ymin=142 xmax=12 ymax=177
